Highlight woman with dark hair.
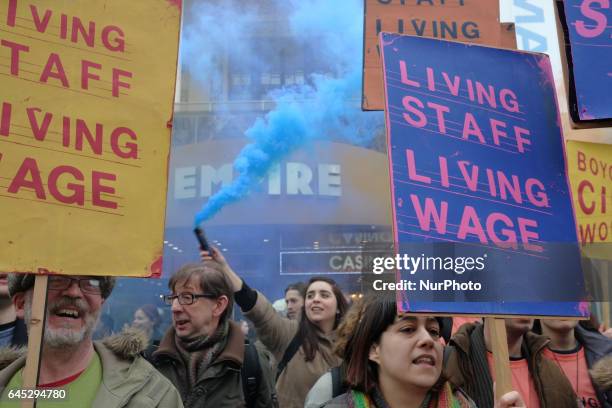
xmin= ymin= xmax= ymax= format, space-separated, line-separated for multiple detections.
xmin=201 ymin=248 xmax=348 ymax=408
xmin=130 ymin=304 xmax=163 ymax=360
xmin=322 ymin=295 xmax=526 ymax=408
xmin=132 ymin=304 xmax=162 ymax=341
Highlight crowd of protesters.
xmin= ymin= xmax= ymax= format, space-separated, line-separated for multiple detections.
xmin=0 ymin=250 xmax=610 ymax=408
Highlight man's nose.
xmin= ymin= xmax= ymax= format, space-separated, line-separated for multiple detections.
xmin=171 ymin=297 xmax=183 ymax=312
xmin=62 ymin=280 xmax=84 ymax=297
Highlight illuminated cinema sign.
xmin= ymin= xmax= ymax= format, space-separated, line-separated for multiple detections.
xmin=0 ymin=1 xmax=180 ymax=277
xmin=363 ymin=0 xmax=505 ymax=111
xmin=556 ymin=0 xmax=612 ymax=124
xmin=380 ymin=33 xmax=586 ymax=316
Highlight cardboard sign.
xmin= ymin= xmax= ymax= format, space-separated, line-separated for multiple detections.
xmin=380 ymin=33 xmax=586 ymax=316
xmin=0 ymin=1 xmax=180 ymax=277
xmin=557 ymin=0 xmax=612 ymax=123
xmin=500 ymin=22 xmax=517 ymax=49
xmin=567 ymin=140 xmax=612 ymax=260
xmin=363 ymin=0 xmax=503 ymax=111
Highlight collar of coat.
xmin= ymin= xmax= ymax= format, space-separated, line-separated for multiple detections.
xmin=153 ymin=320 xmax=245 ymax=367
xmin=450 ymin=322 xmax=550 ymax=358
xmin=0 ymin=327 xmax=149 ymax=371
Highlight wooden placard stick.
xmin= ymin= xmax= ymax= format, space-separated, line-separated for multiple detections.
xmin=21 ymin=275 xmax=48 ymax=408
xmin=486 ymin=317 xmax=513 ymax=403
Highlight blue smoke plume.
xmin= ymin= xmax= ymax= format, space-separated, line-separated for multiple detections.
xmin=191 ymin=0 xmax=384 ymax=226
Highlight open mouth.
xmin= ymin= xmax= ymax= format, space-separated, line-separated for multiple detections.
xmin=412 ymin=355 xmax=436 ymax=366
xmin=54 ymin=308 xmax=81 ymax=319
xmin=175 ymin=319 xmax=190 ymax=328
xmin=310 ymin=306 xmax=324 ymax=312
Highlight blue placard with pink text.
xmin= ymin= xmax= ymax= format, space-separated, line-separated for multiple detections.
xmin=380 ymin=33 xmax=587 ymax=317
xmin=558 ymin=0 xmax=611 ymax=122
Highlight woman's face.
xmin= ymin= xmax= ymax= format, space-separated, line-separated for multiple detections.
xmin=369 ymin=316 xmax=443 ymax=390
xmin=133 ymin=309 xmax=153 ymax=332
xmin=304 ymin=281 xmax=338 ymax=329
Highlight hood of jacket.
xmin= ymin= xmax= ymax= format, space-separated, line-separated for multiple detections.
xmin=0 ymin=327 xmax=149 ymax=371
xmin=591 ymin=354 xmax=612 ymax=392
xmin=0 ymin=346 xmax=25 ymax=371
xmin=575 ymin=325 xmax=612 ymax=407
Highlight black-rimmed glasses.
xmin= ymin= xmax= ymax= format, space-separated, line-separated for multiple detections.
xmin=161 ymin=293 xmax=217 ymax=306
xmin=48 ymin=276 xmax=102 ymax=295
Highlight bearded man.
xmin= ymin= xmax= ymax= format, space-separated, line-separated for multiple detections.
xmin=0 ymin=274 xmax=183 ymax=408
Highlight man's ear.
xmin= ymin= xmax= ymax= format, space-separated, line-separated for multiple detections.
xmin=368 ymin=342 xmax=381 ymax=365
xmin=12 ymin=292 xmax=26 ymax=319
xmin=212 ymin=295 xmax=229 ymax=318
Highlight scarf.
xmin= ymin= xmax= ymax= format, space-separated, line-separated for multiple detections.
xmin=174 ymin=320 xmax=229 ymax=389
xmin=347 ymin=382 xmax=474 ymax=408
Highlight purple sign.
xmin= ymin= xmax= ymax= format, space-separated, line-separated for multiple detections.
xmin=558 ymin=0 xmax=611 ymax=122
xmin=380 ymin=33 xmax=587 ymax=317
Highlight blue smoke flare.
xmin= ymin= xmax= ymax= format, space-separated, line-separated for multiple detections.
xmin=191 ymin=0 xmax=383 ymax=226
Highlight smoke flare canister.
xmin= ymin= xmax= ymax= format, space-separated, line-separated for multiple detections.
xmin=194 ymin=227 xmax=210 ymax=252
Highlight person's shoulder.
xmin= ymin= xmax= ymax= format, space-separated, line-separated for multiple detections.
xmin=98 ymin=327 xmax=150 ymax=361
xmin=576 ymin=323 xmax=612 ymax=353
xmin=524 ymin=329 xmax=550 ymax=353
xmin=96 ymin=331 xmax=183 ymax=406
xmin=450 ymin=322 xmax=481 ymax=352
xmin=305 ymin=371 xmax=334 ymax=408
xmin=319 ymin=392 xmax=350 ymax=408
xmin=0 ymin=346 xmax=26 ymax=371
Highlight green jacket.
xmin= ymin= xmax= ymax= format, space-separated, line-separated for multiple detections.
xmin=0 ymin=329 xmax=183 ymax=408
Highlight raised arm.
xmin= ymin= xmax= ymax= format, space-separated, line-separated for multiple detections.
xmin=201 ymin=247 xmax=298 ymax=359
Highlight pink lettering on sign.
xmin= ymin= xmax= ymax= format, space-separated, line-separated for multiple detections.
xmin=575 ymin=0 xmax=609 ymax=38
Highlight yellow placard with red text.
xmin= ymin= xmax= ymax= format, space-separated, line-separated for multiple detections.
xmin=567 ymin=141 xmax=612 ymax=260
xmin=0 ymin=1 xmax=181 ymax=277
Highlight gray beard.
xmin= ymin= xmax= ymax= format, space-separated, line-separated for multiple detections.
xmin=24 ymin=292 xmax=101 ymax=348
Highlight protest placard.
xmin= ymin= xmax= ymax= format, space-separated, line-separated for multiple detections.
xmin=363 ymin=0 xmax=505 ymax=111
xmin=379 ymin=33 xmax=587 ymax=317
xmin=0 ymin=0 xmax=180 ymax=277
xmin=556 ymin=0 xmax=612 ymax=125
xmin=500 ymin=22 xmax=517 ymax=49
xmin=567 ymin=140 xmax=612 ymax=259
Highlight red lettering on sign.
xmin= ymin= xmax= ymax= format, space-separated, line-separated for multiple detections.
xmin=6 ymin=157 xmax=119 ymax=209
xmin=7 ymin=157 xmax=46 ymax=199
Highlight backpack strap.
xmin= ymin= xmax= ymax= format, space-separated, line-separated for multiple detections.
xmin=330 ymin=365 xmax=347 ymax=398
xmin=276 ymin=333 xmax=302 ymax=381
xmin=242 ymin=340 xmax=262 ymax=408
xmin=443 ymin=345 xmax=453 ymax=366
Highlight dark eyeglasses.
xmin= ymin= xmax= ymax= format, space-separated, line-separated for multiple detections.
xmin=161 ymin=292 xmax=217 ymax=306
xmin=48 ymin=276 xmax=102 ymax=295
